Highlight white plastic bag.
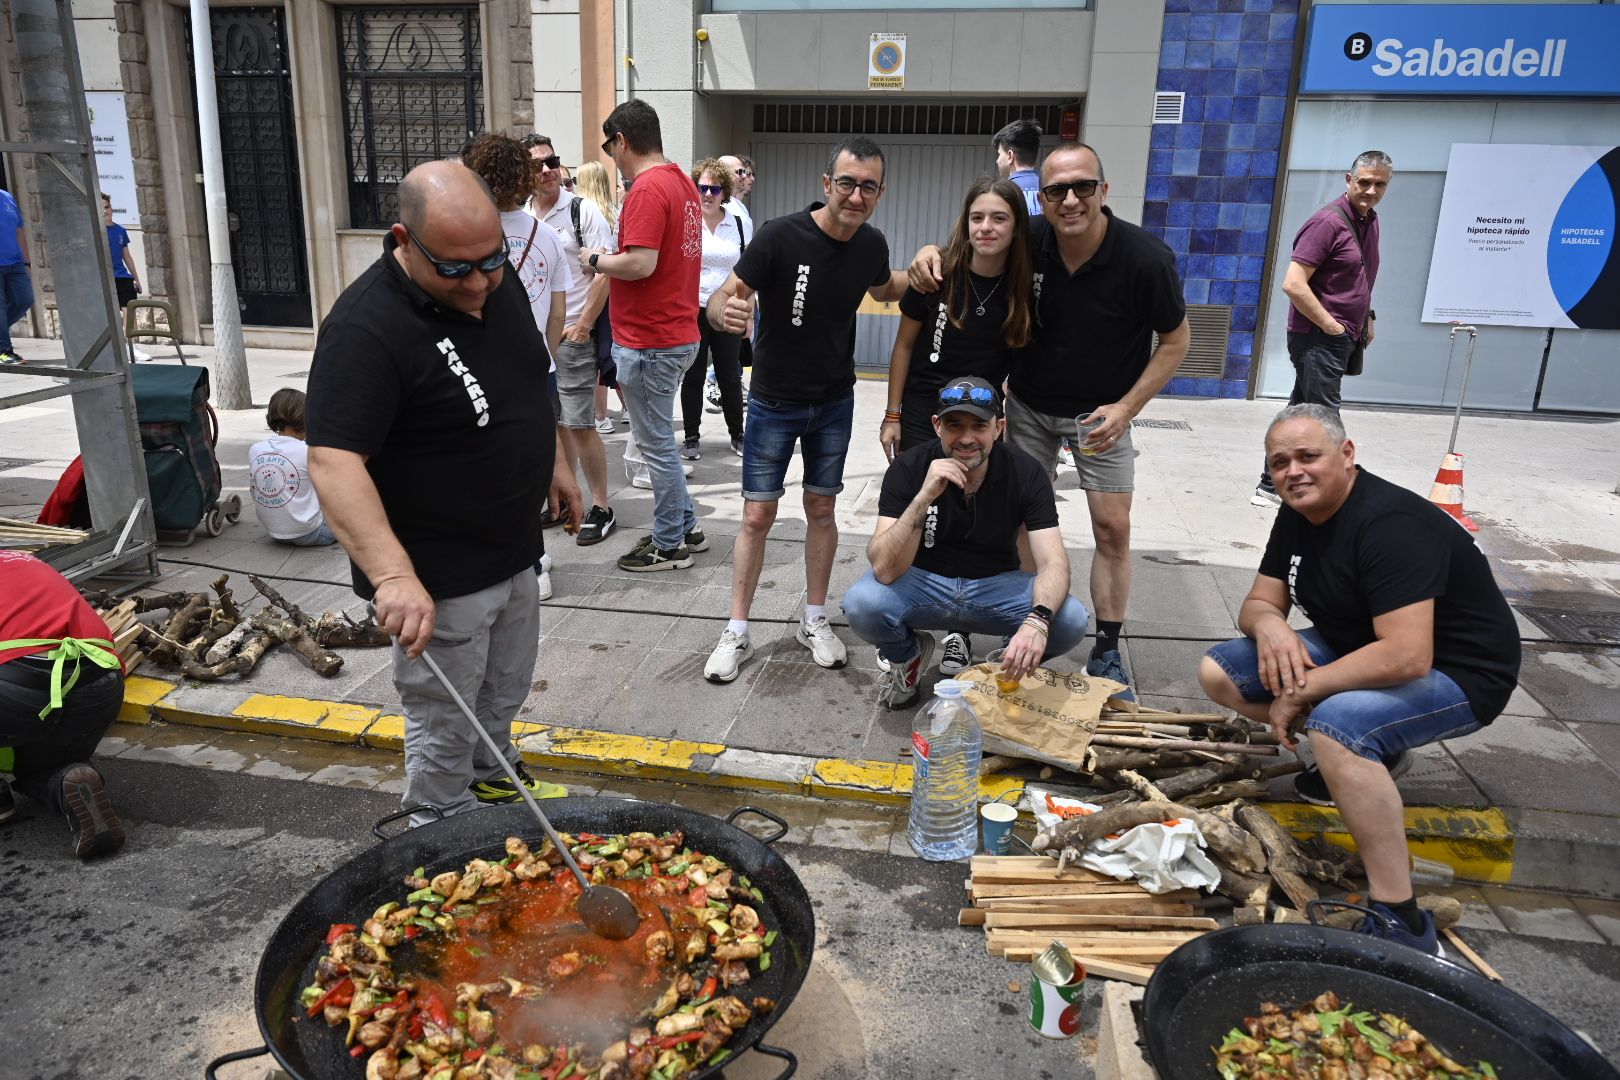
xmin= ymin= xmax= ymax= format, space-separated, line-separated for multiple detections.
xmin=1025 ymin=785 xmax=1220 ymax=895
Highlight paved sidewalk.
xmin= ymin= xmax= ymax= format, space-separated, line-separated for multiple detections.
xmin=4 ymin=337 xmax=1619 ymax=894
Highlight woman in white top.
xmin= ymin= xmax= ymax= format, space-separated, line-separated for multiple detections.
xmin=679 ymin=158 xmax=751 ymax=460
xmin=248 ymin=388 xmax=335 ymax=546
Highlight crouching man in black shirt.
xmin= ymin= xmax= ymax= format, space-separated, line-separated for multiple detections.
xmin=1199 ymin=404 xmax=1520 ymax=956
xmin=844 ymin=377 xmax=1090 ymax=710
xmin=307 ymin=161 xmax=582 ymax=826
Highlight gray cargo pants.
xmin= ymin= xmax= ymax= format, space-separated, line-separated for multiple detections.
xmin=389 ymin=568 xmax=538 ymax=825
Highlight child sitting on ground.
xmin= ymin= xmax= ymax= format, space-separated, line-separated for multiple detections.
xmin=248 ymin=388 xmax=336 ymax=547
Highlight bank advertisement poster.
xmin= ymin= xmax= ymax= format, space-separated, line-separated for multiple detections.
xmin=1422 ymin=144 xmax=1620 ymax=330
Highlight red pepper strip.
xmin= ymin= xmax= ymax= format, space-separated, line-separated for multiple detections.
xmin=356 ymin=991 xmax=410 ymax=1019
xmin=699 ymin=975 xmax=718 ymax=1000
xmin=424 ymin=992 xmax=451 ymax=1030
xmin=306 ymin=977 xmax=355 ymax=1018
xmin=325 ymin=923 xmax=358 ymax=945
xmin=409 ymin=1013 xmax=424 ymax=1041
xmin=349 ymin=1045 xmax=366 ymax=1059
xmin=403 ymin=924 xmax=421 ymax=940
xmin=654 ymin=1032 xmax=706 ymax=1050
xmin=688 ymin=887 xmax=708 ymax=907
xmin=577 ymin=833 xmax=606 ymax=844
xmin=464 ymin=1048 xmax=484 ymax=1062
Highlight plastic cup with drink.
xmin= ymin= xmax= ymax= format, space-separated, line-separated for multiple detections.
xmin=1075 ymin=413 xmax=1107 ymax=457
xmin=985 ymin=647 xmax=1021 ymax=696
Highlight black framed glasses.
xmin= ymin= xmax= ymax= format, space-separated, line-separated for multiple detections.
xmin=736 ymin=168 xmax=753 ymax=178
xmin=938 ymin=385 xmax=997 ymax=406
xmin=600 ymin=131 xmax=620 ymax=154
xmin=1040 ymin=179 xmax=1102 ymax=203
xmin=696 ymin=183 xmax=724 ymax=197
xmin=830 ymin=176 xmax=882 ymax=198
xmin=405 ymin=227 xmax=507 ymax=279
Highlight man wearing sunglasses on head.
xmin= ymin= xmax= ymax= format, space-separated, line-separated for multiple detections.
xmin=909 ymin=142 xmax=1190 ymax=700
xmin=699 ymin=136 xmax=910 ymax=685
xmin=524 ymin=134 xmax=619 ymax=547
xmin=306 ymin=161 xmax=582 ymax=826
xmin=844 ymin=377 xmax=1089 ymax=709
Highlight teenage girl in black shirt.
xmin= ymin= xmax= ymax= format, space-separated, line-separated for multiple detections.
xmin=880 ymin=177 xmax=1035 ymax=456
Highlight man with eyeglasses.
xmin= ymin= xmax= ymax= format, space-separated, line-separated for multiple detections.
xmin=1250 ymin=150 xmax=1393 ymax=509
xmin=843 ymin=377 xmax=1089 ymax=709
xmin=579 ymin=100 xmax=704 ymax=573
xmin=911 ymin=142 xmax=1189 ymax=700
xmin=699 ymin=135 xmax=909 ymax=684
xmin=718 ymin=154 xmax=755 ymax=237
xmin=306 ymin=160 xmax=582 ymax=826
xmin=524 ymin=134 xmax=618 ymax=546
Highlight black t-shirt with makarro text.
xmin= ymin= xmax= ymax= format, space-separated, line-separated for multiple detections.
xmin=1257 ymin=468 xmax=1521 ymax=724
xmin=877 ymin=441 xmax=1059 ymax=580
xmin=896 ymin=277 xmax=1015 ymax=448
xmin=733 ymin=204 xmax=890 ymax=405
xmin=305 ymin=234 xmax=554 ymax=601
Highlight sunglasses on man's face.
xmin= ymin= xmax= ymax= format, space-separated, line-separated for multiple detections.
xmin=938 ymin=385 xmax=997 ymax=406
xmin=561 ymin=178 xmax=577 ymax=190
xmin=696 ymin=183 xmax=724 ymax=197
xmin=1040 ymin=179 xmax=1102 ymax=203
xmin=537 ymin=154 xmax=561 ymax=170
xmin=406 ymin=227 xmax=507 ymax=279
xmin=736 ymin=168 xmax=752 ymax=178
xmin=601 ymin=132 xmax=620 ymax=154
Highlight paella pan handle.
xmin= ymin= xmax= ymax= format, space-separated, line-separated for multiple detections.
xmin=204 ymin=1045 xmax=269 ymax=1078
xmin=372 ymin=804 xmax=444 ymax=842
xmin=747 ymin=1040 xmax=798 ymax=1079
xmin=725 ymin=805 xmax=790 ymax=845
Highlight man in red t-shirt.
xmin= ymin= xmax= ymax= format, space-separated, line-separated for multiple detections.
xmin=0 ymin=551 xmax=127 ymax=858
xmin=579 ymin=100 xmax=708 ymax=574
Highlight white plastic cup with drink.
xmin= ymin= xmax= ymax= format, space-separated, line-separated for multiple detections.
xmin=1074 ymin=413 xmax=1105 ymax=457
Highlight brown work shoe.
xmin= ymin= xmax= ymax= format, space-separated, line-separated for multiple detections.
xmin=57 ymin=763 xmax=125 ymax=859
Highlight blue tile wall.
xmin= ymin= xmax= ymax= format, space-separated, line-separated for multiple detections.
xmin=1149 ymin=0 xmax=1299 ymax=399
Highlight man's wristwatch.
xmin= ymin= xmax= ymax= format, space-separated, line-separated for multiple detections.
xmin=1030 ymin=604 xmax=1054 ymax=622
xmin=589 ymin=253 xmax=601 ymax=270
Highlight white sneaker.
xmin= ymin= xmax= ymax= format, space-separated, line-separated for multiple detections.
xmin=704 ymin=629 xmax=752 ymax=683
xmin=594 ymin=416 xmax=615 ymax=435
xmin=938 ymin=632 xmax=971 ymax=675
xmin=704 ymin=379 xmax=722 ymax=413
xmin=1057 ymin=442 xmax=1076 ymax=469
xmin=1250 ymin=485 xmax=1282 ymax=508
xmin=795 ymin=615 xmax=848 ymax=669
xmin=631 ymin=466 xmax=652 ymax=489
xmin=535 ymin=553 xmax=553 ymax=601
xmin=131 ymin=346 xmax=153 ymax=361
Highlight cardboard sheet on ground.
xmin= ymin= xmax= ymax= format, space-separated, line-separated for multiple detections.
xmin=1025 ymin=785 xmax=1221 ymax=895
xmin=959 ymin=663 xmax=1123 ymax=772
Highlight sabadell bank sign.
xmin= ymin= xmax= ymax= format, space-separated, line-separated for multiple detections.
xmin=1301 ymin=4 xmax=1620 ymax=97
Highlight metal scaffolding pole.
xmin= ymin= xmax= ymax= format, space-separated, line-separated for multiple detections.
xmin=7 ymin=0 xmax=156 ymax=583
xmin=188 ymin=0 xmax=250 ymax=409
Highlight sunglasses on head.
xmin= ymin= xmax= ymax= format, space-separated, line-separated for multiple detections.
xmin=537 ymin=154 xmax=561 ymax=170
xmin=938 ymin=385 xmax=996 ymax=406
xmin=405 ymin=226 xmax=507 ymax=279
xmin=1040 ymin=179 xmax=1102 ymax=202
xmin=696 ymin=183 xmax=724 ymax=197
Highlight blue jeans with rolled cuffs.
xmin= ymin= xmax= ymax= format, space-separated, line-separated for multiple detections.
xmin=741 ymin=391 xmax=855 ymax=502
xmin=1204 ymin=628 xmax=1480 ymax=763
xmin=843 ymin=567 xmax=1089 ymax=664
xmin=614 ymin=341 xmax=700 ymax=550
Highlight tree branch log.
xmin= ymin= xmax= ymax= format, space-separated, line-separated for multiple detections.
xmin=1032 ymin=801 xmax=1267 ymax=876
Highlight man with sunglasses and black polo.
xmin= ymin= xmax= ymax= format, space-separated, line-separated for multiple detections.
xmin=307 ymin=160 xmax=582 ymax=827
xmin=844 ymin=377 xmax=1089 ymax=709
xmin=910 ymin=142 xmax=1190 ymax=700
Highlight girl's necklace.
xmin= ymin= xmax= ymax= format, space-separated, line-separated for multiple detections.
xmin=968 ymin=273 xmax=1003 ymax=317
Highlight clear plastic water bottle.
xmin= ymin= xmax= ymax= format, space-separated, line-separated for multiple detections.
xmin=907 ymin=679 xmax=984 ymax=861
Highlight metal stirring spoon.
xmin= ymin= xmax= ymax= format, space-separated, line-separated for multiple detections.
xmin=419 ymin=651 xmax=641 ymax=941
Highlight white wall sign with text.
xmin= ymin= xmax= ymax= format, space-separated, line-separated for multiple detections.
xmin=85 ymin=91 xmax=138 ymax=222
xmin=868 ymin=33 xmax=905 ymax=91
xmin=1422 ymin=143 xmax=1619 ymax=331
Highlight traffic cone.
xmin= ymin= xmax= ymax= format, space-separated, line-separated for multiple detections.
xmin=1427 ymin=452 xmax=1478 ymax=531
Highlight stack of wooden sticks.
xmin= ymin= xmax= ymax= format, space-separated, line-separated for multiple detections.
xmin=962 ymin=855 xmax=1221 ymax=985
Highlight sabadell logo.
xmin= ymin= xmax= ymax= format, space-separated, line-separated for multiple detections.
xmin=1344 ymin=32 xmax=1567 ymax=79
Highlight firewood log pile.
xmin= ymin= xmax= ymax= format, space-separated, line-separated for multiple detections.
xmin=85 ymin=573 xmax=390 ymax=680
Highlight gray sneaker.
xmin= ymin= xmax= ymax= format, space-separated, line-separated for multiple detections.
xmin=938 ymin=632 xmax=971 ymax=675
xmin=1251 ymin=484 xmax=1282 ymax=508
xmin=879 ymin=633 xmax=936 ymax=710
xmin=796 ymin=615 xmax=848 ymax=669
xmin=705 ymin=629 xmax=752 ymax=683
xmin=681 ymin=435 xmax=702 ymax=460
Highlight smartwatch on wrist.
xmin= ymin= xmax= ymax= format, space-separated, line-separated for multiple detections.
xmin=589 ymin=253 xmax=601 ymax=270
xmin=1030 ymin=604 xmax=1054 ymax=622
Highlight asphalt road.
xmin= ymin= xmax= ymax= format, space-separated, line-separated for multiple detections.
xmin=2 ymin=758 xmax=1615 ymax=1079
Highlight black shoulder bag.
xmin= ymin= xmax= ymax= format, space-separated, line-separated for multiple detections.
xmin=731 ymin=213 xmax=753 ymax=369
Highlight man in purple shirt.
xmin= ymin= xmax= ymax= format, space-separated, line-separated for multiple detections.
xmin=1253 ymin=150 xmax=1392 ymax=507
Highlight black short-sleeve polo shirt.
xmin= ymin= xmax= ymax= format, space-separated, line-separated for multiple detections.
xmin=1010 ymin=207 xmax=1186 ymax=419
xmin=305 ymin=235 xmax=555 ymax=601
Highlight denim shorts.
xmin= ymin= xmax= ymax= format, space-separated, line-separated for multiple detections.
xmin=1204 ymin=629 xmax=1481 ymax=763
xmin=1004 ymin=391 xmax=1135 ymax=493
xmin=741 ymin=391 xmax=855 ymax=502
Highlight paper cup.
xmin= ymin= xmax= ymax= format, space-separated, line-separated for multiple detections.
xmin=1028 ymin=959 xmax=1086 ymax=1039
xmin=980 ymin=800 xmax=1018 ymax=855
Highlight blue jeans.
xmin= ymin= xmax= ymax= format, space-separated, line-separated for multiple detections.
xmin=742 ymin=391 xmax=855 ymax=502
xmin=614 ymin=341 xmax=699 ymax=550
xmin=1204 ymin=629 xmax=1481 ymax=763
xmin=843 ymin=567 xmax=1090 ymax=664
xmin=0 ymin=263 xmax=34 ymax=354
xmin=279 ymin=522 xmax=337 ymax=547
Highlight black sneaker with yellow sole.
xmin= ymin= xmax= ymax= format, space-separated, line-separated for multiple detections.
xmin=468 ymin=760 xmax=568 ymax=804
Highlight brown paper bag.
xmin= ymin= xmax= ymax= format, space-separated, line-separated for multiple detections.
xmin=957 ymin=664 xmax=1127 ymax=772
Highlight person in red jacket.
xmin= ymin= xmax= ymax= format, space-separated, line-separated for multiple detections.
xmin=0 ymin=551 xmax=126 ymax=858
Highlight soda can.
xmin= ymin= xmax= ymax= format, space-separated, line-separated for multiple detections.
xmin=1028 ymin=940 xmax=1086 ymax=1038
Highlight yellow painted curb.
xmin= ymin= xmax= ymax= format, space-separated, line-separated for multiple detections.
xmin=152 ymin=693 xmax=379 ymax=744
xmin=1262 ymin=802 xmax=1515 ymax=885
xmin=119 ymin=676 xmax=176 ymax=724
xmin=362 ymin=714 xmax=407 ymax=750
xmin=521 ymin=728 xmax=726 ymax=781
